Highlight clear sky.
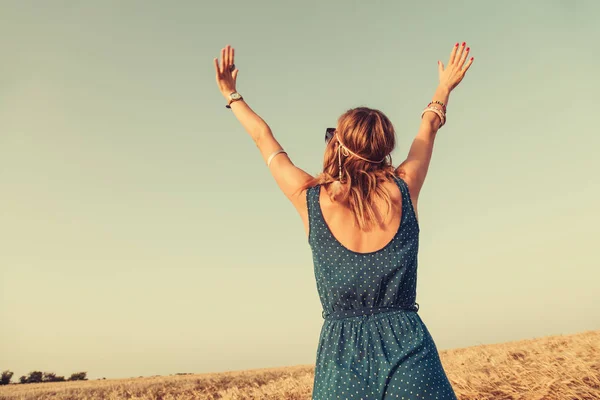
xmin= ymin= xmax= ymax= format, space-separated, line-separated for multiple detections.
xmin=1 ymin=0 xmax=598 ymax=381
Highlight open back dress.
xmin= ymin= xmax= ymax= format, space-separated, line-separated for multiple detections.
xmin=306 ymin=174 xmax=458 ymax=399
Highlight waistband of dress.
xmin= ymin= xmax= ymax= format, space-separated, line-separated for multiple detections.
xmin=322 ymin=303 xmax=419 ymax=320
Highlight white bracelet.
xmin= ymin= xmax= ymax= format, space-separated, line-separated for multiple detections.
xmin=421 ymin=106 xmax=445 ymax=122
xmin=421 ymin=107 xmax=446 ymax=128
xmin=267 ymin=149 xmax=287 ymax=167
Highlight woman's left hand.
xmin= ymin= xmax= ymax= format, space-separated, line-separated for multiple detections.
xmin=214 ymin=45 xmax=239 ymax=100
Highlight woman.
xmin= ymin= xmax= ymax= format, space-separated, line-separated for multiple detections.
xmin=214 ymin=42 xmax=473 ymax=399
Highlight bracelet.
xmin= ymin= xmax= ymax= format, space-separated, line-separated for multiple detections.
xmin=422 ymin=105 xmax=446 ymax=120
xmin=425 ymin=104 xmax=445 ymax=114
xmin=267 ymin=149 xmax=287 ymax=167
xmin=426 ymin=107 xmax=446 ymax=127
xmin=429 ymin=100 xmax=447 ymax=113
xmin=427 ymin=103 xmax=446 ymax=115
xmin=421 ymin=107 xmax=446 ymax=128
xmin=423 ymin=103 xmax=446 ymax=119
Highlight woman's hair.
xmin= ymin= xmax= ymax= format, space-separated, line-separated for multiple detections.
xmin=298 ymin=106 xmax=398 ymax=231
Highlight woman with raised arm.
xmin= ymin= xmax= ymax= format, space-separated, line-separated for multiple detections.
xmin=214 ymin=42 xmax=474 ymax=400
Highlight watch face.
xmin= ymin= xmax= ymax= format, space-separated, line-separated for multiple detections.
xmin=231 ymin=92 xmax=241 ymax=100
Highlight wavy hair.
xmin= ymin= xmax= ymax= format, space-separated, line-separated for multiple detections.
xmin=298 ymin=107 xmax=398 ymax=231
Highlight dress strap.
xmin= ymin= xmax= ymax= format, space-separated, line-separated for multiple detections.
xmin=391 ymin=174 xmax=419 ymax=228
xmin=391 ymin=174 xmax=409 ymax=198
xmin=305 ymin=185 xmax=321 ymax=243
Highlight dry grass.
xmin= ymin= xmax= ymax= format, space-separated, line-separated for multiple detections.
xmin=1 ymin=330 xmax=598 ymax=400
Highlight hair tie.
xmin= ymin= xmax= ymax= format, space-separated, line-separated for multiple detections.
xmin=334 ymin=137 xmax=388 ymax=187
xmin=336 ymin=137 xmax=387 ymax=164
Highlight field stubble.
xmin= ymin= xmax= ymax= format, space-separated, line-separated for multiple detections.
xmin=1 ymin=330 xmax=598 ymax=400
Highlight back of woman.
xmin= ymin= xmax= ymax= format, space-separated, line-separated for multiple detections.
xmin=214 ymin=41 xmax=474 ymax=399
xmin=303 ymin=111 xmax=440 ymax=398
xmin=307 ymin=173 xmax=420 ymax=319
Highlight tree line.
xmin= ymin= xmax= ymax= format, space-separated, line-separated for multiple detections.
xmin=0 ymin=370 xmax=89 ymax=385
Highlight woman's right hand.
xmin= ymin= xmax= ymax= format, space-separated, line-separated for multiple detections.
xmin=438 ymin=42 xmax=474 ymax=91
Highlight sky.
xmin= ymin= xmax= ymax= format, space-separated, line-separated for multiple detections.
xmin=1 ymin=0 xmax=599 ymax=381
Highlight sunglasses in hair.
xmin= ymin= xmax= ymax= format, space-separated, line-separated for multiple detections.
xmin=325 ymin=127 xmax=336 ymax=144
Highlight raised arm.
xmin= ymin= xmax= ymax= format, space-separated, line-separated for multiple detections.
xmin=396 ymin=42 xmax=474 ymax=200
xmin=213 ymin=45 xmax=313 ymax=213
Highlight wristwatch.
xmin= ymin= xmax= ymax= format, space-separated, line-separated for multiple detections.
xmin=226 ymin=92 xmax=243 ymax=108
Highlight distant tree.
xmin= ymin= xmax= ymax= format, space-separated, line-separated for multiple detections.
xmin=67 ymin=372 xmax=87 ymax=381
xmin=42 ymin=372 xmax=65 ymax=382
xmin=19 ymin=376 xmax=27 ymax=384
xmin=42 ymin=372 xmax=56 ymax=382
xmin=25 ymin=371 xmax=43 ymax=383
xmin=1 ymin=370 xmax=14 ymax=385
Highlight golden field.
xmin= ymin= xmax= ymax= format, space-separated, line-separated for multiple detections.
xmin=1 ymin=329 xmax=598 ymax=400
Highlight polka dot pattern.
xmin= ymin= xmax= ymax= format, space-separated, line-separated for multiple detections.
xmin=307 ymin=175 xmax=457 ymax=399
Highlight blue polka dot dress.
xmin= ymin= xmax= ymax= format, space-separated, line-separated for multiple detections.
xmin=307 ymin=175 xmax=457 ymax=399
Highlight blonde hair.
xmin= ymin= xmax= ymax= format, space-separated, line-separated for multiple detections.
xmin=298 ymin=107 xmax=398 ymax=231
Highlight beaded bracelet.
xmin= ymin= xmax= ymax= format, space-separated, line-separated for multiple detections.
xmin=424 ymin=102 xmax=445 ymax=118
xmin=423 ymin=104 xmax=445 ymax=118
xmin=425 ymin=103 xmax=445 ymax=116
xmin=427 ymin=103 xmax=446 ymax=115
xmin=429 ymin=100 xmax=447 ymax=113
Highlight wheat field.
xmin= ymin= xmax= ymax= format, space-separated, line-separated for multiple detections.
xmin=1 ymin=330 xmax=598 ymax=400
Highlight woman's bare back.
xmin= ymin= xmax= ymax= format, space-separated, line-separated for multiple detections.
xmin=312 ymin=176 xmax=419 ymax=254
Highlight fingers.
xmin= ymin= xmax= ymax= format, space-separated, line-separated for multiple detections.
xmin=218 ymin=45 xmax=235 ymax=74
xmin=458 ymin=45 xmax=470 ymax=68
xmin=454 ymin=42 xmax=466 ymax=65
xmin=231 ymin=46 xmax=235 ymax=66
xmin=438 ymin=60 xmax=444 ymax=77
xmin=462 ymin=56 xmax=474 ymax=73
xmin=225 ymin=45 xmax=231 ymax=69
xmin=213 ymin=58 xmax=220 ymax=76
xmin=449 ymin=42 xmax=458 ymax=65
xmin=220 ymin=47 xmax=226 ymax=74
